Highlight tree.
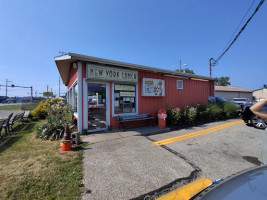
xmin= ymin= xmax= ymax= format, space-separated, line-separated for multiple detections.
xmin=215 ymin=77 xmax=231 ymax=86
xmin=175 ymin=68 xmax=195 ymax=74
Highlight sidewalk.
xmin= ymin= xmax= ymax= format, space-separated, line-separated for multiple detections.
xmin=81 ymin=126 xmax=193 ymax=200
xmin=81 ymin=126 xmax=170 ymax=144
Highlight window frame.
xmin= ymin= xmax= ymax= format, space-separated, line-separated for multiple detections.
xmin=177 ymin=80 xmax=183 ymax=89
xmin=67 ymin=81 xmax=78 ymax=113
xmin=112 ymin=82 xmax=138 ymax=117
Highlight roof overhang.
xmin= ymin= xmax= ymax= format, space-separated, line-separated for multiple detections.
xmin=55 ymin=53 xmax=215 ymax=85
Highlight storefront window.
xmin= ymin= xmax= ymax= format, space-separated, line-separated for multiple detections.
xmin=68 ymin=84 xmax=78 ymax=112
xmin=74 ymin=84 xmax=78 ymax=112
xmin=114 ymin=84 xmax=136 ymax=114
xmin=69 ymin=88 xmax=73 ymax=107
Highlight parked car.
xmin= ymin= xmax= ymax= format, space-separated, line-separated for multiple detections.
xmin=232 ymin=98 xmax=252 ymax=111
xmin=241 ymin=104 xmax=267 ymax=129
xmin=5 ymin=98 xmax=16 ymax=103
xmin=215 ymin=96 xmax=227 ymax=103
xmin=0 ymin=96 xmax=8 ymax=103
xmin=191 ymin=165 xmax=267 ymax=200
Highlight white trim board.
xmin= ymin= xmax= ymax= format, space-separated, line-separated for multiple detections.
xmin=112 ymin=82 xmax=139 ymax=117
xmin=77 ymin=62 xmax=83 ymax=132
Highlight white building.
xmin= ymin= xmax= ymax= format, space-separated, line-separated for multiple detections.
xmin=253 ymin=88 xmax=267 ymax=101
xmin=215 ymin=86 xmax=253 ymax=102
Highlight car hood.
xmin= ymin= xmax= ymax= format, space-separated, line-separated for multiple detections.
xmin=196 ymin=165 xmax=267 ymax=200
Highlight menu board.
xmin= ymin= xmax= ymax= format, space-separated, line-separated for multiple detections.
xmin=142 ymin=78 xmax=165 ymax=96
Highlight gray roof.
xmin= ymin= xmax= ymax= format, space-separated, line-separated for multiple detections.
xmin=215 ymin=86 xmax=252 ymax=93
xmin=55 ymin=53 xmax=215 ymax=85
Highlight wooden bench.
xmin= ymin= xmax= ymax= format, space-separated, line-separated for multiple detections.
xmin=2 ymin=113 xmax=13 ymax=134
xmin=0 ymin=118 xmax=8 ymax=137
xmin=9 ymin=112 xmax=25 ymax=130
xmin=117 ymin=114 xmax=154 ymax=131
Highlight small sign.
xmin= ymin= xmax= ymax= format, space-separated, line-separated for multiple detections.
xmin=142 ymin=78 xmax=165 ymax=96
xmin=120 ymin=92 xmax=135 ymax=97
xmin=115 ymin=84 xmax=135 ymax=91
xmin=114 ymin=101 xmax=119 ymax=107
xmin=87 ymin=64 xmax=138 ymax=83
xmin=43 ymin=92 xmax=53 ymax=97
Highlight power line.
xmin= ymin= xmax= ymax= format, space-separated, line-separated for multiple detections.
xmin=213 ymin=0 xmax=265 ymax=66
xmin=221 ymin=0 xmax=256 ymax=53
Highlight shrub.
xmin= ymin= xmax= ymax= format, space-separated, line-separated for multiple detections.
xmin=184 ymin=105 xmax=197 ymax=124
xmin=36 ymin=99 xmax=73 ymax=140
xmin=30 ymin=100 xmax=49 ymax=119
xmin=196 ymin=104 xmax=210 ymax=122
xmin=166 ymin=107 xmax=182 ymax=126
xmin=223 ymin=102 xmax=238 ymax=118
xmin=207 ymin=103 xmax=225 ymax=120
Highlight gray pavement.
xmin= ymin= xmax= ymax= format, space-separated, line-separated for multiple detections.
xmin=81 ymin=126 xmax=170 ymax=144
xmin=0 ymin=110 xmax=30 ymax=119
xmin=82 ymin=136 xmax=193 ymax=200
xmin=82 ymin=119 xmax=264 ymax=199
xmin=149 ymin=119 xmax=263 ymax=181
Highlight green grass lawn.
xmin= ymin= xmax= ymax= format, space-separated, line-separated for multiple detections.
xmin=0 ymin=121 xmax=84 ymax=200
xmin=0 ymin=103 xmax=38 ymax=111
xmin=0 ymin=105 xmax=21 ymax=110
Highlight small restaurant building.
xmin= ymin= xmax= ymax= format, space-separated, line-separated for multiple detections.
xmin=55 ymin=53 xmax=215 ymax=132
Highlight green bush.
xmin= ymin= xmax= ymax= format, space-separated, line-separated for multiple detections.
xmin=36 ymin=99 xmax=73 ymax=140
xmin=165 ymin=102 xmax=238 ymax=127
xmin=30 ymin=100 xmax=49 ymax=119
xmin=184 ymin=105 xmax=197 ymax=124
xmin=207 ymin=103 xmax=225 ymax=120
xmin=196 ymin=104 xmax=210 ymax=122
xmin=223 ymin=102 xmax=238 ymax=118
xmin=166 ymin=107 xmax=181 ymax=126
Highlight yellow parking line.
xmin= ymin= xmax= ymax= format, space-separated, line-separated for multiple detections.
xmin=154 ymin=121 xmax=240 ymax=145
xmin=154 ymin=120 xmax=243 ymax=146
xmin=156 ymin=177 xmax=212 ymax=200
xmin=156 ymin=120 xmax=243 ymax=145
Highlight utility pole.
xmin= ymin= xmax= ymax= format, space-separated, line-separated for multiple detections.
xmin=179 ymin=60 xmax=182 ymax=71
xmin=209 ymin=58 xmax=213 ymax=77
xmin=47 ymin=85 xmax=48 ymax=99
xmin=30 ymin=86 xmax=33 ymax=102
xmin=59 ymin=76 xmax=60 ymax=97
xmin=6 ymin=79 xmax=12 ymax=98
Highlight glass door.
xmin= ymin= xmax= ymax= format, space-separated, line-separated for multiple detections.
xmin=87 ymin=83 xmax=107 ymax=130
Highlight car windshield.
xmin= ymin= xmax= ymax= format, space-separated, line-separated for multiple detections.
xmin=233 ymin=98 xmax=247 ymax=101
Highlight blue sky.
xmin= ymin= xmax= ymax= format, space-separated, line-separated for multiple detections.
xmin=0 ymin=0 xmax=266 ymax=97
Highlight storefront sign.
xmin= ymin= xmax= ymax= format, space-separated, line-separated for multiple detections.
xmin=115 ymin=84 xmax=135 ymax=91
xmin=142 ymin=78 xmax=165 ymax=96
xmin=87 ymin=64 xmax=138 ymax=83
xmin=120 ymin=92 xmax=135 ymax=97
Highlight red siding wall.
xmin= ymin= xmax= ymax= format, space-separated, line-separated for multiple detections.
xmin=110 ymin=70 xmax=213 ymax=129
xmin=67 ymin=66 xmax=78 ymax=89
xmin=138 ymin=71 xmax=165 ymax=116
xmin=82 ymin=63 xmax=86 ymax=78
xmin=138 ymin=71 xmax=212 ymax=116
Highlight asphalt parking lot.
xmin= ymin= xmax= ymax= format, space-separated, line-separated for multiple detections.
xmin=82 ymin=119 xmax=264 ymax=200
